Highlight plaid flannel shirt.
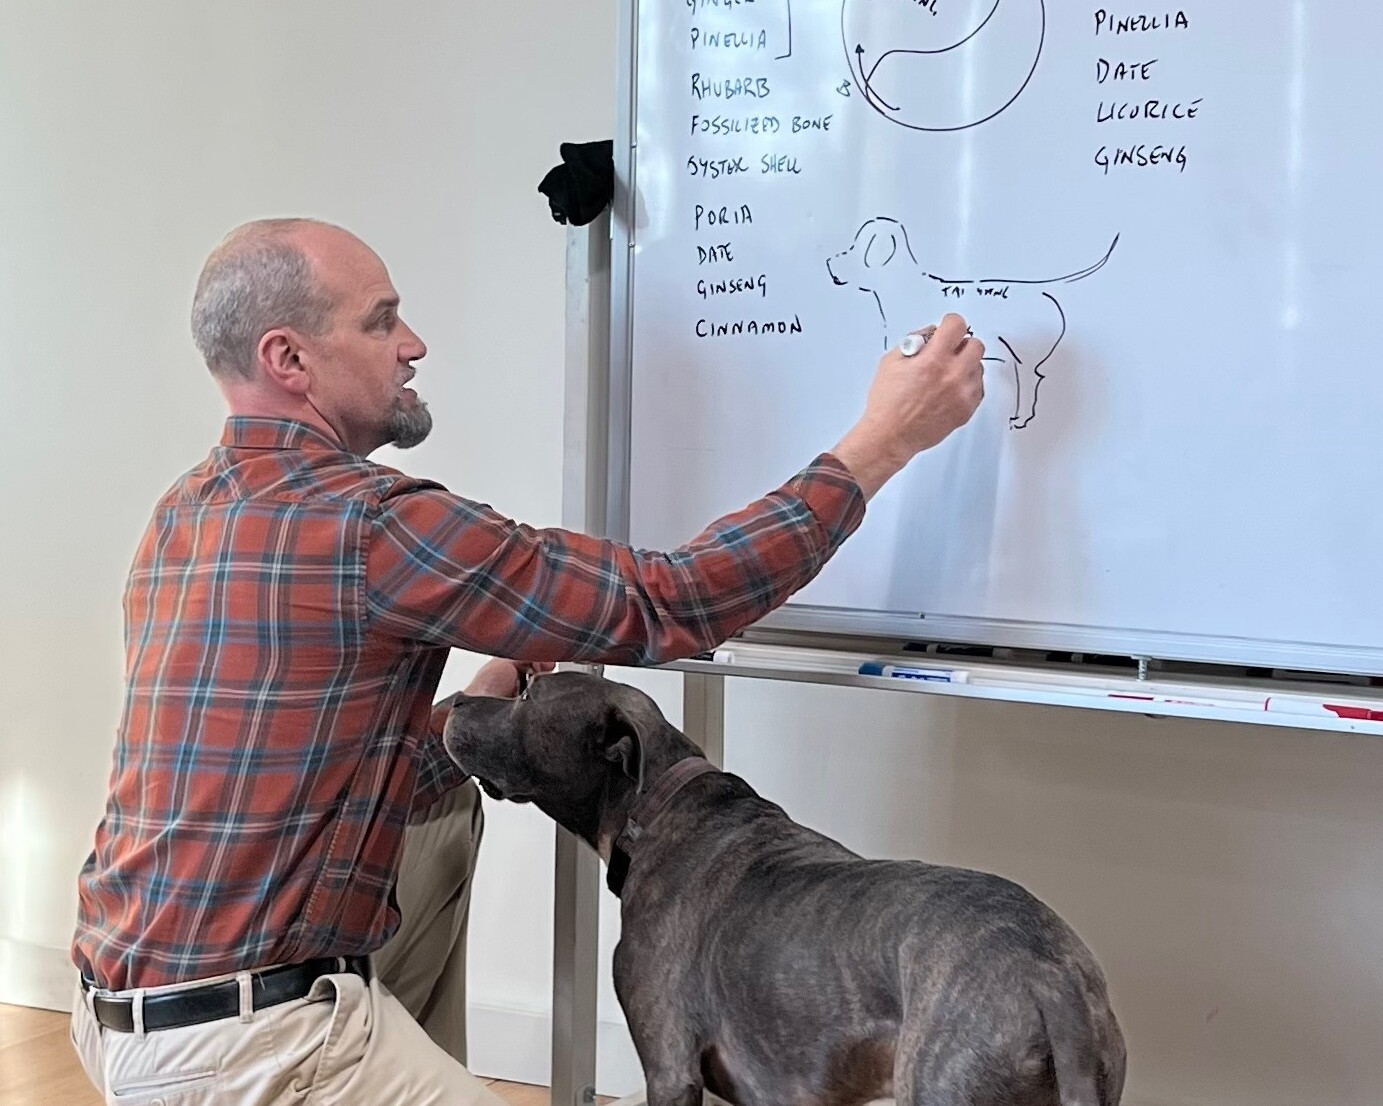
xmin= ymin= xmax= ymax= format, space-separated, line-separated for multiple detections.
xmin=72 ymin=417 xmax=865 ymax=989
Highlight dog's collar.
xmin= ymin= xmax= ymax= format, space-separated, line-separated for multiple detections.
xmin=606 ymin=756 xmax=719 ymax=898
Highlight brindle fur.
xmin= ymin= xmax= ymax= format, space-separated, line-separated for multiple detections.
xmin=444 ymin=671 xmax=1126 ymax=1106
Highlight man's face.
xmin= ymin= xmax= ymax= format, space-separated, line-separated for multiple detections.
xmin=294 ymin=226 xmax=431 ymax=455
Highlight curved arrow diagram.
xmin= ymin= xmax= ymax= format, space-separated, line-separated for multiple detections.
xmin=842 ymin=0 xmax=1046 ymax=133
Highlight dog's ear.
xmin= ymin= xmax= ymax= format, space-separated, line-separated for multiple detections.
xmin=598 ymin=686 xmax=663 ymax=792
xmin=859 ymin=217 xmax=915 ymax=272
xmin=863 ymin=227 xmax=898 ymax=270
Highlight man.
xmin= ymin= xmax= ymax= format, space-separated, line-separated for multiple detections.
xmin=69 ymin=217 xmax=984 ymax=1104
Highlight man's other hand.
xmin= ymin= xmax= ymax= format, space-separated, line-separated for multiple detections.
xmin=463 ymin=658 xmax=557 ymax=699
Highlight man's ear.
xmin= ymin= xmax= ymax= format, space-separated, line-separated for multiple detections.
xmin=258 ymin=327 xmax=311 ymax=395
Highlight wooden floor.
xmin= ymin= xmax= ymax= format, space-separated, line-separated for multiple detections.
xmin=0 ymin=1003 xmax=576 ymax=1106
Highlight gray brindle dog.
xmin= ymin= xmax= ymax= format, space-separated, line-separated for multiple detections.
xmin=444 ymin=671 xmax=1126 ymax=1106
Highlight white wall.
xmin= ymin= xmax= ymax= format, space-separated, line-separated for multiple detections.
xmin=0 ymin=0 xmax=611 ymax=1017
xmin=3 ymin=5 xmax=1382 ymax=1106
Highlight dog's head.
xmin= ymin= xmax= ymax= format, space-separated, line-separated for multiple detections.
xmin=442 ymin=670 xmax=678 ymax=846
xmin=826 ymin=216 xmax=917 ymax=291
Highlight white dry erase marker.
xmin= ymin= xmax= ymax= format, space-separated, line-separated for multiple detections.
xmin=898 ymin=332 xmax=928 ymax=357
xmin=858 ymin=661 xmax=969 ymax=684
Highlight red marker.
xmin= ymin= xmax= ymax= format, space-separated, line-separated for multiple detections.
xmin=1265 ymin=697 xmax=1383 ymax=722
xmin=1108 ymin=692 xmax=1267 ymax=712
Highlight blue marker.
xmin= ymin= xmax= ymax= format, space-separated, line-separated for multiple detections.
xmin=858 ymin=661 xmax=970 ymax=684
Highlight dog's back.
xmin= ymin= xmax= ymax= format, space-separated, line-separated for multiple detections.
xmin=620 ymin=772 xmax=1125 ymax=1106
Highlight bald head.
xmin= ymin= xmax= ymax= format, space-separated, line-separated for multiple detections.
xmin=190 ymin=218 xmax=343 ymax=380
xmin=190 ymin=218 xmax=431 ymax=456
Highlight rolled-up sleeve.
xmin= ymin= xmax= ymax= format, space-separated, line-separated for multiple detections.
xmin=363 ymin=454 xmax=865 ymax=666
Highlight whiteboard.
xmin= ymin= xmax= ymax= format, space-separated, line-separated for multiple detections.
xmin=611 ymin=0 xmax=1383 ymax=675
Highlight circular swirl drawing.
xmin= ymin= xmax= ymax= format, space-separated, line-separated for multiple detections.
xmin=842 ymin=0 xmax=1046 ymax=133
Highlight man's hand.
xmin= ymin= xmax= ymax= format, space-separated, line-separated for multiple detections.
xmin=462 ymin=658 xmax=556 ymax=699
xmin=832 ymin=313 xmax=985 ymax=499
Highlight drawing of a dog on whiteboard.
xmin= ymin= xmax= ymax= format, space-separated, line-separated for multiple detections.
xmin=827 ymin=217 xmax=1118 ymax=430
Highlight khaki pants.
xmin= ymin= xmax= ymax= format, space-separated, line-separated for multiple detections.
xmin=69 ymin=781 xmax=505 ymax=1106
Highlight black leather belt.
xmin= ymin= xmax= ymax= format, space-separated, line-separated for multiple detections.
xmin=82 ymin=955 xmax=371 ymax=1033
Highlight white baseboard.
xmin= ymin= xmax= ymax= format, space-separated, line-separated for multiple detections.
xmin=467 ymin=1002 xmax=644 ymax=1099
xmin=0 ymin=937 xmax=78 ymax=1011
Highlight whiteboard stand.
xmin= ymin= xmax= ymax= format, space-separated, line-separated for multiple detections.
xmin=547 ymin=193 xmax=1383 ymax=1106
xmin=663 ymin=632 xmax=1383 ymax=735
xmin=551 ymin=209 xmax=611 ymax=1106
xmin=683 ymin=672 xmax=726 ymax=768
xmin=551 ymin=205 xmax=731 ymax=1106
xmin=546 ymin=0 xmax=1383 ymax=1090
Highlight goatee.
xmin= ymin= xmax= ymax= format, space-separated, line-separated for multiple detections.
xmin=386 ymin=397 xmax=433 ymax=449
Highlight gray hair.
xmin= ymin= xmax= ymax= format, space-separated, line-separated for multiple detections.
xmin=190 ymin=218 xmax=338 ymax=380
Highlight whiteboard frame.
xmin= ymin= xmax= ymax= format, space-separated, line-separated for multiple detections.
xmin=604 ymin=0 xmax=1383 ymax=681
